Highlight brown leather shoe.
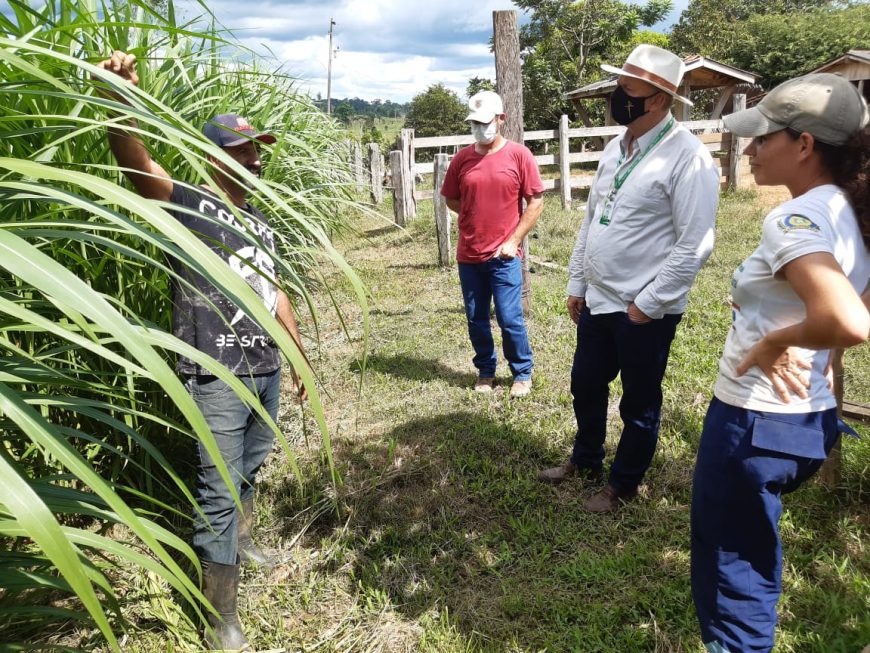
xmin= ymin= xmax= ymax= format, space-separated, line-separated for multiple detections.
xmin=583 ymin=484 xmax=638 ymax=513
xmin=474 ymin=377 xmax=495 ymax=393
xmin=537 ymin=463 xmax=603 ymax=485
xmin=537 ymin=462 xmax=577 ymax=484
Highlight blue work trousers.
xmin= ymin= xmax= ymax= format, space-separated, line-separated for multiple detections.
xmin=458 ymin=256 xmax=533 ymax=381
xmin=186 ymin=369 xmax=281 ymax=565
xmin=569 ymin=307 xmax=682 ymax=492
xmin=691 ymin=397 xmax=844 ymax=653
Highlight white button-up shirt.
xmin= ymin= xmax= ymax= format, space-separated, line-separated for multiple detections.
xmin=567 ymin=114 xmax=719 ymax=319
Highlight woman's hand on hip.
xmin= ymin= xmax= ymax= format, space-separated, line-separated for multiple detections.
xmin=737 ymin=340 xmax=811 ymax=403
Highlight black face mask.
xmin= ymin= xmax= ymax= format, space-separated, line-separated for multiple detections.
xmin=609 ymin=85 xmax=660 ymax=125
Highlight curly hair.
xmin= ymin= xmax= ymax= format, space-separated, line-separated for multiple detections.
xmin=786 ymin=128 xmax=870 ymax=250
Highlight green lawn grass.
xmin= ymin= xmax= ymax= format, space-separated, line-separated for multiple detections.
xmin=111 ymin=190 xmax=869 ymax=652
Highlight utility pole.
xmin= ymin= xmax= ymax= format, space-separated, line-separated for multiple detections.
xmin=326 ymin=17 xmax=336 ymax=115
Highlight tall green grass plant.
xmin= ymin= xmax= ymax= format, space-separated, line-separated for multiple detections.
xmin=0 ymin=0 xmax=364 ymax=648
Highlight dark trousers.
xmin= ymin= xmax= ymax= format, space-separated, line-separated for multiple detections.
xmin=569 ymin=307 xmax=681 ymax=492
xmin=691 ymin=397 xmax=842 ymax=653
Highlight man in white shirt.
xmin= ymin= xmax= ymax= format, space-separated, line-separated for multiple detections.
xmin=537 ymin=45 xmax=720 ymax=512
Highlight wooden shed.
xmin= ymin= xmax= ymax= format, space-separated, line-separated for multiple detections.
xmin=565 ymin=55 xmax=758 ymax=125
xmin=809 ymin=49 xmax=870 ymax=103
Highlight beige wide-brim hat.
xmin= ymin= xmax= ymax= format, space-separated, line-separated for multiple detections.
xmin=602 ymin=44 xmax=693 ymax=106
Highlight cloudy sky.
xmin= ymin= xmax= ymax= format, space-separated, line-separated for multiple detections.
xmin=172 ymin=0 xmax=688 ymax=103
xmin=0 ymin=0 xmax=687 ymax=103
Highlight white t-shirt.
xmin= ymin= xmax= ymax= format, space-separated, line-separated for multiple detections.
xmin=715 ymin=184 xmax=870 ymax=413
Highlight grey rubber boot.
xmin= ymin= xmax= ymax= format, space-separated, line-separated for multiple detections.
xmin=201 ymin=560 xmax=250 ymax=651
xmin=238 ymin=498 xmax=272 ymax=568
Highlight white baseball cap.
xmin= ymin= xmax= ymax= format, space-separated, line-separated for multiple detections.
xmin=466 ymin=90 xmax=504 ymax=123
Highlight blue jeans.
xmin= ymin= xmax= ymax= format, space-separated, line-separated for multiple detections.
xmin=186 ymin=369 xmax=281 ymax=565
xmin=570 ymin=307 xmax=681 ymax=491
xmin=457 ymin=256 xmax=533 ymax=380
xmin=691 ymin=397 xmax=843 ymax=653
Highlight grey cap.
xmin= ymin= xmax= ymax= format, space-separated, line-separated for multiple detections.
xmin=723 ymin=73 xmax=869 ymax=146
xmin=203 ymin=113 xmax=277 ymax=147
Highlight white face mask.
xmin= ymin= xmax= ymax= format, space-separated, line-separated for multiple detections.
xmin=471 ymin=119 xmax=498 ymax=145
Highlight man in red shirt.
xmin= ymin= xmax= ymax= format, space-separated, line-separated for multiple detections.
xmin=441 ymin=91 xmax=545 ymax=398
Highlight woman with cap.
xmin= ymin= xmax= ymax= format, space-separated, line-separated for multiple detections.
xmin=691 ymin=72 xmax=870 ymax=652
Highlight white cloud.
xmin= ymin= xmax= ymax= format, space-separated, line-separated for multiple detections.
xmin=168 ymin=0 xmax=689 ymax=102
xmin=176 ymin=0 xmax=519 ymax=102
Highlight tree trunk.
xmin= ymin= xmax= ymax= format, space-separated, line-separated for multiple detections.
xmin=493 ymin=10 xmax=531 ymax=317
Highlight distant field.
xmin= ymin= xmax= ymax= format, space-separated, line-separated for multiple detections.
xmin=346 ymin=116 xmax=406 ymax=147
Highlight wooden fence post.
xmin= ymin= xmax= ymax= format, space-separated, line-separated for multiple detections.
xmin=389 ymin=149 xmax=411 ymax=226
xmin=494 ymin=9 xmax=531 ymax=317
xmin=399 ymin=128 xmax=417 ymax=219
xmin=819 ymin=348 xmax=845 ymax=488
xmin=727 ymin=93 xmax=747 ymax=191
xmin=433 ymin=153 xmax=452 ymax=267
xmin=559 ymin=114 xmax=571 ymax=210
xmin=353 ymin=141 xmax=364 ymax=192
xmin=368 ymin=143 xmax=383 ymax=205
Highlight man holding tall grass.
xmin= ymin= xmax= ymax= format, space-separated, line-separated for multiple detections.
xmin=97 ymin=50 xmax=307 ymax=651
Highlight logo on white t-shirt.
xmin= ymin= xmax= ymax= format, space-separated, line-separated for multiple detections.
xmin=776 ymin=214 xmax=821 ymax=234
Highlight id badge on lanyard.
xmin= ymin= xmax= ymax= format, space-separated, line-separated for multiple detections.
xmin=598 ymin=116 xmax=674 ymax=228
xmin=598 ymin=190 xmax=615 ymax=226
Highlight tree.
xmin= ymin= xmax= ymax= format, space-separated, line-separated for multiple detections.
xmin=729 ymin=4 xmax=870 ymax=87
xmin=466 ymin=76 xmax=496 ymax=98
xmin=404 ymin=83 xmax=467 ymax=137
xmin=669 ymin=0 xmax=839 ymax=59
xmin=516 ymin=0 xmax=673 ymax=129
xmin=669 ymin=1 xmax=869 ymax=89
xmin=334 ymin=101 xmax=354 ymax=124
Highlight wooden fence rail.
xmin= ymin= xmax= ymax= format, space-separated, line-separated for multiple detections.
xmin=407 ymin=114 xmax=750 ymax=207
xmin=368 ymin=116 xmax=865 ymax=487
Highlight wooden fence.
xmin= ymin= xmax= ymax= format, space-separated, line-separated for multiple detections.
xmin=349 ymin=121 xmax=868 ymax=486
xmin=407 ymin=117 xmax=752 ymax=206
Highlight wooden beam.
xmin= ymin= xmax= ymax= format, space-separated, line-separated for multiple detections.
xmin=711 ymin=86 xmax=735 ymax=120
xmin=843 ymin=400 xmax=870 ymax=423
xmin=678 ymin=81 xmax=692 ymax=121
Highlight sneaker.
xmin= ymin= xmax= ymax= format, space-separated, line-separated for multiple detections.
xmin=474 ymin=377 xmax=495 ymax=393
xmin=509 ymin=378 xmax=532 ymax=398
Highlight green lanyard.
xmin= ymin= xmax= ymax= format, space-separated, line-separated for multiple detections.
xmin=600 ymin=116 xmax=675 ymax=226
